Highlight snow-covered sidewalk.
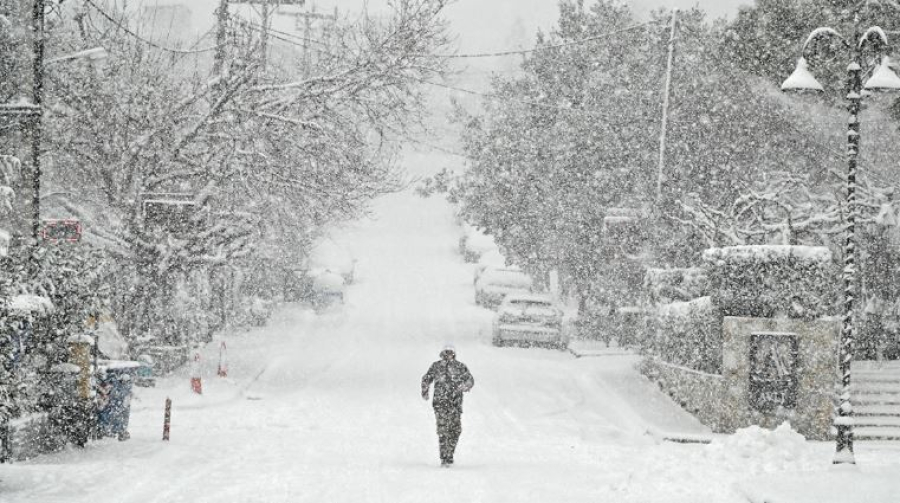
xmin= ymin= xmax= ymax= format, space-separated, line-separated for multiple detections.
xmin=2 ymin=188 xmax=899 ymax=502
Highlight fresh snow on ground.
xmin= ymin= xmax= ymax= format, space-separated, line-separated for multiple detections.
xmin=2 ymin=181 xmax=899 ymax=502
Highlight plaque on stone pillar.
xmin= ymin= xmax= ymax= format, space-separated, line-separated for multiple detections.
xmin=749 ymin=332 xmax=799 ymax=412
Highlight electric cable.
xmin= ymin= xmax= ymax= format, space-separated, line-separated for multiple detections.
xmin=83 ymin=0 xmax=218 ymax=54
xmin=427 ymin=22 xmax=655 ymax=59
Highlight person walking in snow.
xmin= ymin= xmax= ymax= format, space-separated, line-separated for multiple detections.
xmin=421 ymin=344 xmax=474 ymax=467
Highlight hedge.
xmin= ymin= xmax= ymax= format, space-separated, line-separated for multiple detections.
xmin=702 ymin=245 xmax=836 ymax=320
xmin=643 ymin=267 xmax=708 ymax=305
xmin=648 ymin=296 xmax=723 ymax=374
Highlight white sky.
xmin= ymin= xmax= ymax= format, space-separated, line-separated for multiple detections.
xmin=150 ymin=1 xmax=750 ymax=55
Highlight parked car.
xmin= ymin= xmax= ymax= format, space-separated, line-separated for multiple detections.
xmin=310 ymin=270 xmax=345 ymax=311
xmin=461 ymin=226 xmax=497 ymax=263
xmin=475 ymin=267 xmax=533 ymax=309
xmin=492 ymin=293 xmax=567 ymax=349
xmin=473 ymin=249 xmax=510 ymax=285
xmin=309 ymin=239 xmax=356 ymax=284
xmin=246 ymin=296 xmax=273 ymax=326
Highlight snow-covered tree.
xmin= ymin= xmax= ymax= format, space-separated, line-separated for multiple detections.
xmin=30 ymin=0 xmax=450 ymax=344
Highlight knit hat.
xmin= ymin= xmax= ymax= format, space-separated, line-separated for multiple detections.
xmin=440 ymin=344 xmax=456 ymax=358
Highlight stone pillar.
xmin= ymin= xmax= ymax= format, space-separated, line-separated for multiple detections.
xmin=67 ymin=334 xmax=94 ymax=401
xmin=721 ymin=317 xmax=838 ymax=439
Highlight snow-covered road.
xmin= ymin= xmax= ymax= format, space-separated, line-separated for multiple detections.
xmin=2 ymin=183 xmax=899 ymax=502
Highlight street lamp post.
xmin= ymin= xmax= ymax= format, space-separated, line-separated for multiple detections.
xmin=781 ymin=16 xmax=900 ymax=465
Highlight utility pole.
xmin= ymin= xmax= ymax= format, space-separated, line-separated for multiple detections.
xmin=259 ymin=1 xmax=270 ymax=71
xmin=232 ymin=0 xmax=307 ymax=72
xmin=654 ymin=9 xmax=677 ymax=209
xmin=213 ymin=0 xmax=231 ymax=82
xmin=30 ymin=0 xmax=45 ymax=241
xmin=280 ymin=5 xmax=337 ymax=78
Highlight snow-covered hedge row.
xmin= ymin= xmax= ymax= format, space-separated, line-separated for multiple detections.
xmin=702 ymin=245 xmax=836 ymax=320
xmin=643 ymin=267 xmax=708 ymax=305
xmin=646 ymin=296 xmax=722 ymax=374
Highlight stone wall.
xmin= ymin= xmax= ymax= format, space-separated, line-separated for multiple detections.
xmin=641 ymin=316 xmax=838 ymax=439
xmin=721 ymin=316 xmax=838 ymax=439
xmin=640 ymin=357 xmax=726 ymax=430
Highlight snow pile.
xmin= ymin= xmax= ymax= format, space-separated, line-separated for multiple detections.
xmin=703 ymin=245 xmax=832 ymax=262
xmin=6 ymin=294 xmax=55 ymax=315
xmin=705 ymin=422 xmax=816 ymax=473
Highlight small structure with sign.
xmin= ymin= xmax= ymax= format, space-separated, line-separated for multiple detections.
xmin=719 ymin=317 xmax=837 ymax=439
xmin=748 ymin=332 xmax=799 ymax=413
xmin=41 ymin=219 xmax=82 ymax=243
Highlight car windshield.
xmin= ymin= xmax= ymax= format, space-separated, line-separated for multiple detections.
xmin=508 ymin=300 xmax=551 ymax=309
xmin=486 ymin=271 xmax=531 ymax=288
xmin=505 ymin=299 xmax=557 ymax=315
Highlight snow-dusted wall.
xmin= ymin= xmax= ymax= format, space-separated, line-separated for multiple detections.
xmin=640 ymin=357 xmax=725 ymax=430
xmin=719 ymin=316 xmax=838 ymax=440
xmin=643 ymin=316 xmax=838 ymax=439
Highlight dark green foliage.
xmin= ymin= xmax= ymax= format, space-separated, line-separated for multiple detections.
xmin=1 ymin=242 xmax=112 ymax=424
xmin=643 ymin=267 xmax=709 ymax=305
xmin=648 ymin=296 xmax=723 ymax=374
xmin=723 ymin=0 xmax=900 ymax=114
xmin=703 ymin=245 xmax=837 ymax=319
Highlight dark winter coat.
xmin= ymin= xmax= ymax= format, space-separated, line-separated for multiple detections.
xmin=421 ymin=359 xmax=474 ymax=413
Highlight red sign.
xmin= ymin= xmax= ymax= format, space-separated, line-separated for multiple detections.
xmin=41 ymin=219 xmax=82 ymax=243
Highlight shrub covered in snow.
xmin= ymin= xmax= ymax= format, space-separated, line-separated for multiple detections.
xmin=705 ymin=422 xmax=816 ymax=473
xmin=643 ymin=267 xmax=709 ymax=305
xmin=647 ymin=296 xmax=723 ymax=374
xmin=702 ymin=245 xmax=836 ymax=320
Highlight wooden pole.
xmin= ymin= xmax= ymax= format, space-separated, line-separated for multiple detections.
xmin=162 ymin=397 xmax=172 ymax=441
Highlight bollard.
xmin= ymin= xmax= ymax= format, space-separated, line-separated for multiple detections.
xmin=217 ymin=342 xmax=228 ymax=378
xmin=67 ymin=334 xmax=94 ymax=400
xmin=190 ymin=353 xmax=202 ymax=394
xmin=162 ymin=397 xmax=171 ymax=441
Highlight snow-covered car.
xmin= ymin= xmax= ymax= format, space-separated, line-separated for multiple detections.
xmin=473 ymin=249 xmax=511 ymax=285
xmin=309 ymin=240 xmax=356 ymax=284
xmin=492 ymin=293 xmax=567 ymax=349
xmin=310 ymin=270 xmax=345 ymax=311
xmin=475 ymin=267 xmax=533 ymax=309
xmin=246 ymin=296 xmax=273 ymax=326
xmin=460 ymin=226 xmax=497 ymax=263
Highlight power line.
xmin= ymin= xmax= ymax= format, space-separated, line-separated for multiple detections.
xmin=83 ymin=0 xmax=218 ymax=54
xmin=428 ymin=22 xmax=655 ymax=59
xmin=234 ymin=17 xmax=336 ymax=56
xmin=420 ymin=79 xmax=625 ymax=120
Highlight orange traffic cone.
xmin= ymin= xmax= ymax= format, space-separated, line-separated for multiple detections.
xmin=217 ymin=342 xmax=228 ymax=378
xmin=190 ymin=353 xmax=202 ymax=394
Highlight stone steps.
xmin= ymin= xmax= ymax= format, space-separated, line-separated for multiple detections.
xmin=856 ymin=404 xmax=900 ymax=417
xmin=847 ymin=363 xmax=900 ymax=442
xmin=854 ymin=426 xmax=900 ymax=441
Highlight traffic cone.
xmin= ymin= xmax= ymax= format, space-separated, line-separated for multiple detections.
xmin=190 ymin=353 xmax=202 ymax=394
xmin=217 ymin=342 xmax=228 ymax=378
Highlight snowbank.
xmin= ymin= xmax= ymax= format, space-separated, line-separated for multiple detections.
xmin=739 ymin=467 xmax=900 ymax=503
xmin=705 ymin=422 xmax=816 ymax=472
